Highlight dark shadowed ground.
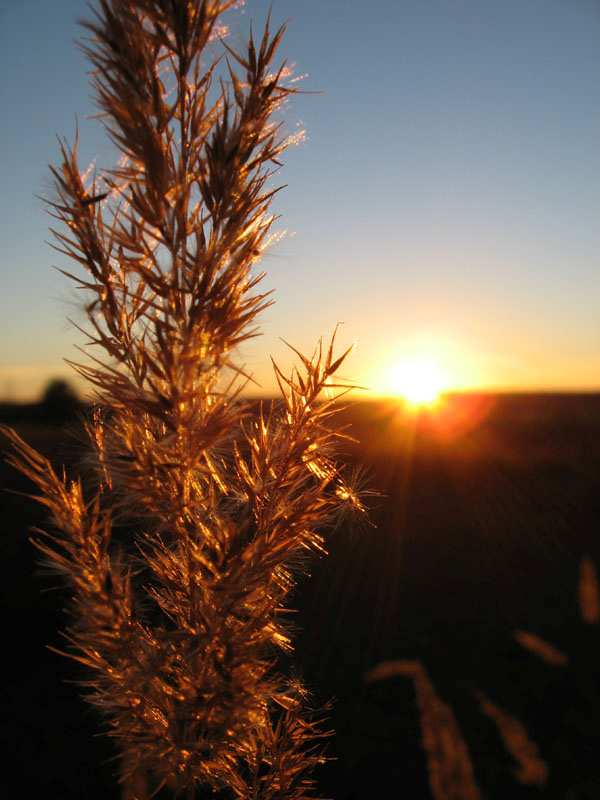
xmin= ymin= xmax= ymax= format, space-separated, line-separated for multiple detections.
xmin=2 ymin=395 xmax=600 ymax=798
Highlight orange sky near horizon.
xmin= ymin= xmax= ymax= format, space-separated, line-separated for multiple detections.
xmin=3 ymin=327 xmax=600 ymax=404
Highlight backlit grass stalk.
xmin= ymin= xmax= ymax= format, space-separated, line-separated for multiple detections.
xmin=475 ymin=691 xmax=548 ymax=787
xmin=2 ymin=2 xmax=367 ymax=797
xmin=365 ymin=660 xmax=482 ymax=800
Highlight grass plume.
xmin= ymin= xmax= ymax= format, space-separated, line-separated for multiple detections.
xmin=2 ymin=2 xmax=367 ymax=797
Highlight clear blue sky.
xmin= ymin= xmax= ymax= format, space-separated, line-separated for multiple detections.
xmin=2 ymin=0 xmax=600 ymax=399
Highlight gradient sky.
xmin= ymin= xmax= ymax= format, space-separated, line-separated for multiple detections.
xmin=2 ymin=0 xmax=600 ymax=400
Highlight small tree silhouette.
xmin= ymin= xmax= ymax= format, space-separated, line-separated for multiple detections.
xmin=40 ymin=379 xmax=80 ymax=421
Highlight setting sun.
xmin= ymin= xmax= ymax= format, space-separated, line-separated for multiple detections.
xmin=384 ymin=357 xmax=448 ymax=406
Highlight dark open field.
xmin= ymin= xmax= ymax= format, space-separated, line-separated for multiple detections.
xmin=2 ymin=394 xmax=600 ymax=798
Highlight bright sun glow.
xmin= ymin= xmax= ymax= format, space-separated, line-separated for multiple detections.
xmin=385 ymin=357 xmax=448 ymax=406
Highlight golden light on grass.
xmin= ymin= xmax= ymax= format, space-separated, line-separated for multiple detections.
xmin=383 ymin=356 xmax=449 ymax=407
xmin=1 ymin=3 xmax=364 ymax=796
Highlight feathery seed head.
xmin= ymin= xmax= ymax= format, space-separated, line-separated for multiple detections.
xmin=3 ymin=2 xmax=368 ymax=797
